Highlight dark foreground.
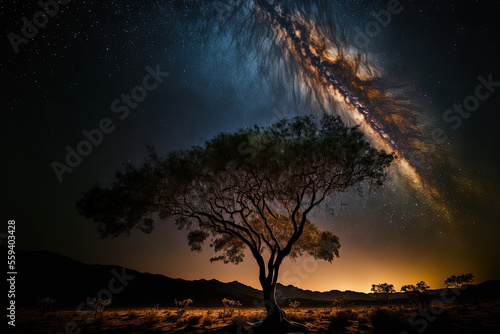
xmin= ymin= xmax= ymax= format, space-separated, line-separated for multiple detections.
xmin=9 ymin=298 xmax=500 ymax=334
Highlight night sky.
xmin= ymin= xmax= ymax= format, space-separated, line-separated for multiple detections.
xmin=2 ymin=0 xmax=500 ymax=293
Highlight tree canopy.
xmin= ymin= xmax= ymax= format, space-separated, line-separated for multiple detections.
xmin=444 ymin=273 xmax=474 ymax=289
xmin=401 ymin=281 xmax=430 ymax=307
xmin=76 ymin=113 xmax=394 ymax=331
xmin=371 ymin=283 xmax=395 ymax=304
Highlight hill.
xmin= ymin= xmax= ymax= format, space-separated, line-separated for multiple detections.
xmin=8 ymin=247 xmax=499 ymax=308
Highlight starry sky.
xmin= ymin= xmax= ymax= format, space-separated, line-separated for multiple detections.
xmin=2 ymin=0 xmax=500 ymax=293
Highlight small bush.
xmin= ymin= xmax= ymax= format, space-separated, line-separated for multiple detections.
xmin=126 ymin=310 xmax=139 ymax=319
xmin=419 ymin=309 xmax=454 ymax=334
xmin=166 ymin=313 xmax=179 ymax=323
xmin=186 ymin=314 xmax=203 ymax=326
xmin=289 ymin=300 xmax=301 ymax=313
xmin=331 ymin=296 xmax=354 ymax=311
xmin=222 ymin=298 xmax=242 ymax=319
xmin=86 ymin=297 xmax=112 ymax=321
xmin=287 ymin=312 xmax=304 ymax=323
xmin=329 ymin=309 xmax=358 ymax=330
xmin=229 ymin=315 xmax=243 ymax=325
xmin=175 ymin=316 xmax=186 ymax=326
xmin=38 ymin=297 xmax=56 ymax=316
xmin=174 ymin=299 xmax=193 ymax=318
xmin=370 ymin=308 xmax=408 ymax=334
xmin=246 ymin=311 xmax=266 ymax=323
xmin=288 ymin=311 xmax=317 ymax=323
xmin=201 ymin=311 xmax=215 ymax=326
xmin=142 ymin=304 xmax=161 ymax=325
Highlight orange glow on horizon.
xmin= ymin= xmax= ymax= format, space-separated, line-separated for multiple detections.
xmin=100 ymin=224 xmax=478 ymax=296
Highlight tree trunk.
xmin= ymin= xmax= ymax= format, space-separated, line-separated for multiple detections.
xmin=247 ymin=281 xmax=308 ymax=333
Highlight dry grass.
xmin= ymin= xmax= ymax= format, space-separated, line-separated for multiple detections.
xmin=12 ymin=300 xmax=500 ymax=333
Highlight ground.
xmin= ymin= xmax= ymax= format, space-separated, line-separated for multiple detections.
xmin=12 ymin=299 xmax=500 ymax=334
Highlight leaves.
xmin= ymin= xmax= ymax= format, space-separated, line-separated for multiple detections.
xmin=371 ymin=283 xmax=396 ymax=295
xmin=401 ymin=281 xmax=430 ymax=307
xmin=444 ymin=273 xmax=474 ymax=288
xmin=187 ymin=230 xmax=210 ymax=252
xmin=76 ymin=113 xmax=394 ymax=277
xmin=290 ymin=221 xmax=341 ymax=263
xmin=209 ymin=235 xmax=245 ymax=264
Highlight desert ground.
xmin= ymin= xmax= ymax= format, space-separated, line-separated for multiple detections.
xmin=12 ymin=299 xmax=500 ymax=334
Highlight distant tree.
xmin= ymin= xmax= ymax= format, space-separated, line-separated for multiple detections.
xmin=331 ymin=295 xmax=353 ymax=311
xmin=401 ymin=281 xmax=430 ymax=308
xmin=444 ymin=273 xmax=474 ymax=307
xmin=76 ymin=114 xmax=394 ymax=333
xmin=371 ymin=283 xmax=395 ymax=305
xmin=444 ymin=273 xmax=474 ymax=289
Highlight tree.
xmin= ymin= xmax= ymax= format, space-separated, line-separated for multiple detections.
xmin=371 ymin=283 xmax=395 ymax=305
xmin=401 ymin=281 xmax=430 ymax=308
xmin=76 ymin=114 xmax=394 ymax=333
xmin=444 ymin=273 xmax=474 ymax=307
xmin=444 ymin=273 xmax=474 ymax=289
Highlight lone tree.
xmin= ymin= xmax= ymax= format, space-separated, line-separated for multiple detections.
xmin=444 ymin=273 xmax=474 ymax=306
xmin=401 ymin=281 xmax=430 ymax=308
xmin=371 ymin=283 xmax=395 ymax=305
xmin=444 ymin=273 xmax=474 ymax=289
xmin=76 ymin=114 xmax=394 ymax=333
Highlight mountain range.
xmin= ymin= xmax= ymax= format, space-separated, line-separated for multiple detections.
xmin=8 ymin=247 xmax=499 ymax=308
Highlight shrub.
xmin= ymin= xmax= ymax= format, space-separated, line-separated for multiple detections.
xmin=166 ymin=312 xmax=179 ymax=323
xmin=329 ymin=309 xmax=358 ymax=330
xmin=230 ymin=314 xmax=245 ymax=325
xmin=222 ymin=298 xmax=242 ymax=319
xmin=288 ymin=311 xmax=317 ymax=323
xmin=370 ymin=308 xmax=408 ymax=334
xmin=126 ymin=310 xmax=139 ymax=319
xmin=289 ymin=300 xmax=301 ymax=313
xmin=86 ymin=297 xmax=112 ymax=321
xmin=174 ymin=299 xmax=193 ymax=317
xmin=186 ymin=314 xmax=203 ymax=326
xmin=246 ymin=310 xmax=266 ymax=323
xmin=425 ymin=309 xmax=454 ymax=334
xmin=287 ymin=312 xmax=304 ymax=323
xmin=38 ymin=297 xmax=56 ymax=316
xmin=142 ymin=304 xmax=161 ymax=325
xmin=175 ymin=316 xmax=185 ymax=326
xmin=331 ymin=295 xmax=354 ymax=311
xmin=201 ymin=311 xmax=215 ymax=327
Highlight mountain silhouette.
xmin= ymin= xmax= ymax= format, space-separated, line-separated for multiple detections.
xmin=8 ymin=247 xmax=499 ymax=308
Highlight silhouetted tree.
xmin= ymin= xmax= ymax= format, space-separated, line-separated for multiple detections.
xmin=76 ymin=114 xmax=394 ymax=333
xmin=444 ymin=273 xmax=474 ymax=289
xmin=371 ymin=283 xmax=395 ymax=305
xmin=401 ymin=281 xmax=430 ymax=308
xmin=444 ymin=273 xmax=474 ymax=307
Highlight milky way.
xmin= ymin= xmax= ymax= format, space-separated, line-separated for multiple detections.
xmin=198 ymin=0 xmax=453 ymax=222
xmin=2 ymin=0 xmax=499 ymax=293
